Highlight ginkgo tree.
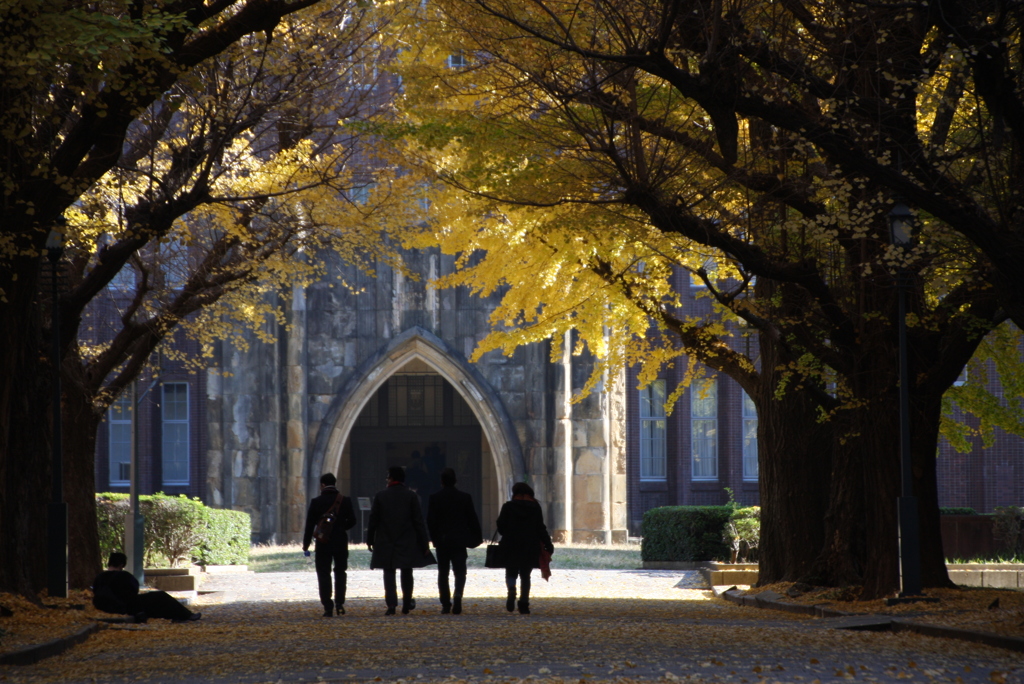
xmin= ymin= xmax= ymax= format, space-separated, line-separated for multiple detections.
xmin=383 ymin=0 xmax=1016 ymax=597
xmin=58 ymin=2 xmax=416 ymax=588
xmin=0 ymin=0 xmax=413 ymax=595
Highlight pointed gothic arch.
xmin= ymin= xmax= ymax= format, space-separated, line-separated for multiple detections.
xmin=307 ymin=327 xmax=525 ymax=501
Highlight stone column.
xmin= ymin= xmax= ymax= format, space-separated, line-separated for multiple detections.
xmin=284 ymin=282 xmax=308 ymax=543
xmin=206 ymin=344 xmax=226 ymax=509
xmin=559 ymin=330 xmax=574 ymax=541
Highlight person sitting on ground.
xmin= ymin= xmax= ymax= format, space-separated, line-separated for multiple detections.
xmin=92 ymin=551 xmax=201 ymax=623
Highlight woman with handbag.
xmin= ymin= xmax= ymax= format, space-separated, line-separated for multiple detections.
xmin=496 ymin=482 xmax=554 ymax=614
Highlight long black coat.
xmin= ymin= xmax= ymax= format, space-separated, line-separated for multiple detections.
xmin=302 ymin=487 xmax=357 ymax=553
xmin=367 ymin=482 xmax=434 ymax=569
xmin=427 ymin=486 xmax=483 ymax=549
xmin=496 ymin=498 xmax=554 ymax=569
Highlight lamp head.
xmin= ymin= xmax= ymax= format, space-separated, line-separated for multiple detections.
xmin=46 ymin=217 xmax=67 ymax=262
xmin=888 ymin=202 xmax=914 ymax=248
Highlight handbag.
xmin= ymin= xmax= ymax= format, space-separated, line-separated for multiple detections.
xmin=312 ymin=493 xmax=343 ymax=543
xmin=484 ymin=530 xmax=505 ymax=568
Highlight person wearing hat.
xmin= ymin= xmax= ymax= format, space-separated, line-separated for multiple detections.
xmin=427 ymin=467 xmax=483 ymax=614
xmin=366 ymin=465 xmax=436 ymax=615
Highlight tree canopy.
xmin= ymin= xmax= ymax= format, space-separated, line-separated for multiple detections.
xmin=381 ymin=0 xmax=1018 ymax=596
xmin=0 ymin=0 xmax=407 ymax=595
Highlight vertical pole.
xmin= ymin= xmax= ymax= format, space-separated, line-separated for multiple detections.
xmin=562 ymin=330 xmax=573 ymax=541
xmin=126 ymin=381 xmax=145 ymax=583
xmin=897 ymin=270 xmax=922 ymax=596
xmin=47 ymin=250 xmax=68 ymax=598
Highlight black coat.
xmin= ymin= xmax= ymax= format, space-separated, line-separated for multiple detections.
xmin=92 ymin=569 xmax=140 ymax=614
xmin=367 ymin=482 xmax=434 ymax=569
xmin=303 ymin=487 xmax=357 ymax=553
xmin=496 ymin=498 xmax=554 ymax=569
xmin=427 ymin=486 xmax=483 ymax=549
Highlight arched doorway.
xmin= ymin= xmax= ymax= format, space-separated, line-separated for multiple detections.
xmin=308 ymin=327 xmax=524 ymax=539
xmin=342 ymin=359 xmax=492 ymax=533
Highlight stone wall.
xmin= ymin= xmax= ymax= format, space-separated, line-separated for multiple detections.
xmin=206 ymin=247 xmax=628 ymax=544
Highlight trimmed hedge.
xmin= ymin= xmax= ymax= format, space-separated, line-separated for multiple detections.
xmin=201 ymin=507 xmax=252 ymax=565
xmin=642 ymin=506 xmax=735 ymax=562
xmin=97 ymin=493 xmax=251 ymax=567
xmin=940 ymin=507 xmax=978 ymax=516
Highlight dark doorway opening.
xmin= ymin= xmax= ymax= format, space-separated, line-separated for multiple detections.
xmin=349 ymin=372 xmax=483 ymax=533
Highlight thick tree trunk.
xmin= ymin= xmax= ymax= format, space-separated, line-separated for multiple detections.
xmin=913 ymin=393 xmax=955 ymax=589
xmin=812 ymin=351 xmax=953 ymax=598
xmin=62 ymin=357 xmax=103 ymax=589
xmin=755 ymin=344 xmax=832 ymax=585
xmin=0 ymin=263 xmax=51 ymax=598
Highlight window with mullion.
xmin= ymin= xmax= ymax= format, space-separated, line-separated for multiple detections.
xmin=691 ymin=378 xmax=718 ymax=480
xmin=161 ymin=383 xmax=190 ymax=486
xmin=742 ymin=391 xmax=758 ymax=481
xmin=639 ymin=380 xmax=667 ymax=481
xmin=109 ymin=394 xmax=132 ymax=485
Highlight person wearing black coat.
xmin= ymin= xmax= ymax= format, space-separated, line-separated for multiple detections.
xmin=92 ymin=552 xmax=199 ymax=622
xmin=303 ymin=472 xmax=357 ymax=617
xmin=367 ymin=465 xmax=435 ymax=615
xmin=496 ymin=482 xmax=554 ymax=614
xmin=427 ymin=467 xmax=483 ymax=614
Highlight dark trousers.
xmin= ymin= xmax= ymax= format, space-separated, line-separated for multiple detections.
xmin=133 ymin=590 xmax=193 ymax=621
xmin=382 ymin=567 xmax=414 ymax=608
xmin=505 ymin=563 xmax=532 ymax=602
xmin=315 ymin=545 xmax=348 ymax=608
xmin=435 ymin=545 xmax=467 ymax=607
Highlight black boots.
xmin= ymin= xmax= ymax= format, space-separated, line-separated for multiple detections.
xmin=517 ymin=599 xmax=530 ymax=614
xmin=452 ymin=597 xmax=462 ymax=615
xmin=323 ymin=599 xmax=334 ymax=617
xmin=506 ymin=589 xmax=516 ymax=612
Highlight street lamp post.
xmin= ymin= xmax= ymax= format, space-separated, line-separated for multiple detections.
xmin=889 ymin=202 xmax=922 ymax=598
xmin=46 ymin=223 xmax=68 ymax=599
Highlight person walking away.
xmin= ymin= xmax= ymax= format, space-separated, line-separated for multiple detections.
xmin=496 ymin=482 xmax=554 ymax=615
xmin=367 ymin=465 xmax=436 ymax=615
xmin=303 ymin=472 xmax=357 ymax=617
xmin=427 ymin=467 xmax=483 ymax=614
xmin=92 ymin=552 xmax=200 ymax=622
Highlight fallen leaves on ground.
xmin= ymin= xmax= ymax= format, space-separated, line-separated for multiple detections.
xmin=0 ymin=591 xmax=101 ymax=654
xmin=745 ymin=582 xmax=1024 ymax=637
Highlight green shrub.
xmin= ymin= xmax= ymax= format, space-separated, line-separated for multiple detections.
xmin=96 ymin=494 xmax=130 ymax=563
xmin=992 ymin=506 xmax=1024 ymax=557
xmin=724 ymin=506 xmax=760 ymax=563
xmin=96 ymin=493 xmax=251 ymax=567
xmin=199 ymin=508 xmax=251 ymax=566
xmin=641 ymin=506 xmax=733 ymax=562
xmin=145 ymin=494 xmax=206 ymax=567
xmin=940 ymin=507 xmax=978 ymax=516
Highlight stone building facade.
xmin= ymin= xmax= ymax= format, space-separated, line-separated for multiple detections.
xmin=93 ymin=249 xmax=1023 ymax=544
xmin=197 ymin=246 xmax=628 ymax=544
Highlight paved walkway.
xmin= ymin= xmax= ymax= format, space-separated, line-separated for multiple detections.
xmin=198 ymin=567 xmax=710 ymax=603
xmin=3 ymin=569 xmax=1022 ymax=684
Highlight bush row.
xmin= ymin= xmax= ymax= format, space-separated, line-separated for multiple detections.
xmin=940 ymin=507 xmax=978 ymax=516
xmin=641 ymin=505 xmax=760 ymax=562
xmin=97 ymin=493 xmax=251 ymax=568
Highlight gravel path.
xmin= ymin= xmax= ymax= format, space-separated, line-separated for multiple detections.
xmin=3 ymin=570 xmax=1022 ymax=684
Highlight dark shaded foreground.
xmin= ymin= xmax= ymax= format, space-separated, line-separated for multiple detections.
xmin=2 ymin=593 xmax=1022 ymax=684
